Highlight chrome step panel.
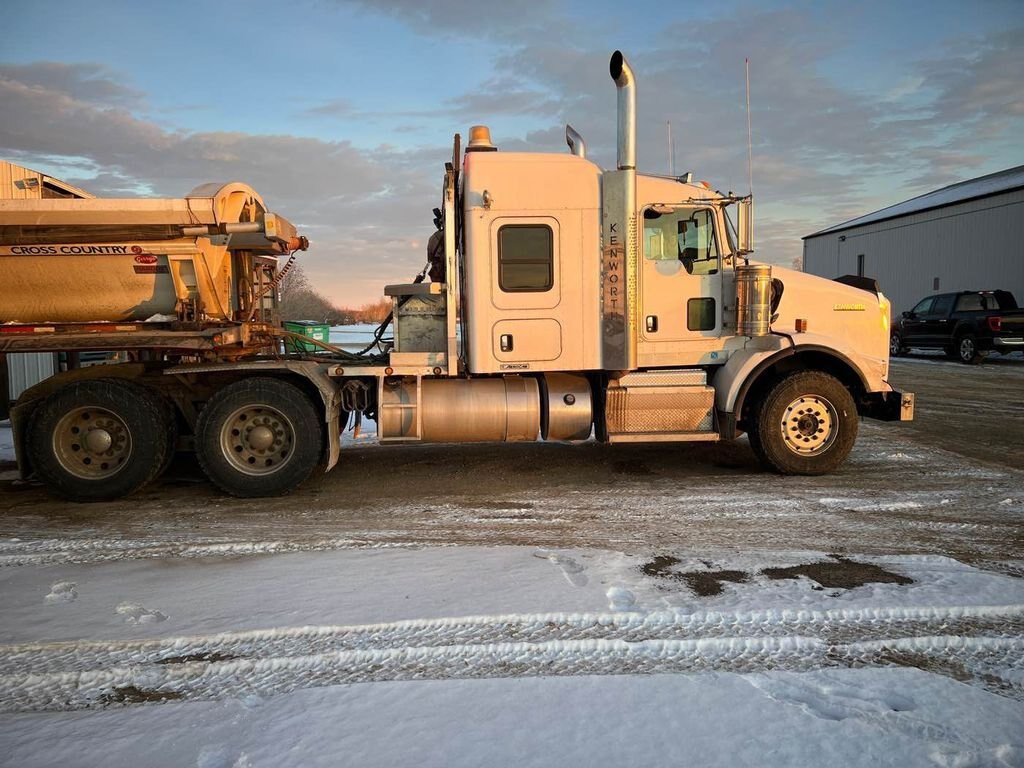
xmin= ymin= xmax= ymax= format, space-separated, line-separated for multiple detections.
xmin=606 ymin=369 xmax=716 ymax=442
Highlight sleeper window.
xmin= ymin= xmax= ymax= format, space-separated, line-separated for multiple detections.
xmin=498 ymin=225 xmax=553 ymax=292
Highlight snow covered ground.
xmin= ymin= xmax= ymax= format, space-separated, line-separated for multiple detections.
xmin=1 ymin=546 xmax=1023 ymax=766
xmin=1 ymin=346 xmax=1023 ymax=765
xmin=1 ymin=546 xmax=1022 ymax=766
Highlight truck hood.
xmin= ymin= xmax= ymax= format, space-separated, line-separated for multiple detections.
xmin=766 ymin=264 xmax=891 ymax=368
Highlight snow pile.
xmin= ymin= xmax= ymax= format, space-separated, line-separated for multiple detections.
xmin=0 ymin=421 xmax=14 ymax=464
xmin=43 ymin=582 xmax=77 ymax=605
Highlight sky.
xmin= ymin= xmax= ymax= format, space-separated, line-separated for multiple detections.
xmin=2 ymin=0 xmax=1022 ymax=306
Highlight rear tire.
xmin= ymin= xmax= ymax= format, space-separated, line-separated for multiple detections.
xmin=27 ymin=379 xmax=172 ymax=502
xmin=956 ymin=333 xmax=982 ymax=365
xmin=748 ymin=371 xmax=858 ymax=475
xmin=196 ymin=377 xmax=322 ymax=497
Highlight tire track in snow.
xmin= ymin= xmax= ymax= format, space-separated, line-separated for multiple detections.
xmin=0 ymin=538 xmax=435 ymax=567
xmin=1 ymin=605 xmax=1022 ymax=712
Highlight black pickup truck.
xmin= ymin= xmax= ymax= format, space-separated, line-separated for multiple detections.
xmin=890 ymin=290 xmax=1024 ymax=364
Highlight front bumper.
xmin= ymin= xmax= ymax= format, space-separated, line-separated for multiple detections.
xmin=860 ymin=389 xmax=914 ymax=422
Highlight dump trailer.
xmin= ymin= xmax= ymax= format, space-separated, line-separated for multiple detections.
xmin=1 ymin=51 xmax=913 ymax=502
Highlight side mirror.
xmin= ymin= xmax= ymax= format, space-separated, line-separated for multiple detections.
xmin=902 ymin=311 xmax=913 ymax=319
xmin=737 ymin=197 xmax=753 ymax=254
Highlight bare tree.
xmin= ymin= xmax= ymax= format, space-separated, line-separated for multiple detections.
xmin=277 ymin=261 xmax=312 ymax=308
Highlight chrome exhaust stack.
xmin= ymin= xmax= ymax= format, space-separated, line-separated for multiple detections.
xmin=600 ymin=50 xmax=638 ymax=370
xmin=609 ymin=50 xmax=636 ymax=170
xmin=565 ymin=124 xmax=587 ymax=159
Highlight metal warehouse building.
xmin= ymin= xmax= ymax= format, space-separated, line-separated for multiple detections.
xmin=802 ymin=165 xmax=1024 ymax=314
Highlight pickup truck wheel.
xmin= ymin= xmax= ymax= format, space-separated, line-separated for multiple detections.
xmin=956 ymin=334 xmax=982 ymax=365
xmin=749 ymin=371 xmax=858 ymax=475
xmin=196 ymin=378 xmax=322 ymax=497
xmin=27 ymin=380 xmax=172 ymax=502
xmin=889 ymin=332 xmax=906 ymax=356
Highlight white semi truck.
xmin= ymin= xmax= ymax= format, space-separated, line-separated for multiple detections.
xmin=0 ymin=51 xmax=912 ymax=502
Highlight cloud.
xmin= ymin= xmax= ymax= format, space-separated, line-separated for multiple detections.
xmin=919 ymin=29 xmax=1024 ymax=122
xmin=302 ymin=98 xmax=356 ymax=118
xmin=337 ymin=0 xmax=561 ymax=38
xmin=4 ymin=8 xmax=1022 ymax=299
xmin=0 ymin=63 xmax=445 ymax=306
xmin=0 ymin=62 xmax=144 ymax=106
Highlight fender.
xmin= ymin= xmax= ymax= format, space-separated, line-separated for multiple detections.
xmin=164 ymin=359 xmax=343 ymax=470
xmin=713 ymin=335 xmax=875 ymax=431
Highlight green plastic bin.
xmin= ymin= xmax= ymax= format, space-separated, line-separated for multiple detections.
xmin=283 ymin=320 xmax=330 ymax=353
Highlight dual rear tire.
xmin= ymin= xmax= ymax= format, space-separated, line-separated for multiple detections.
xmin=28 ymin=376 xmax=323 ymax=501
xmin=195 ymin=378 xmax=322 ymax=498
xmin=28 ymin=379 xmax=173 ymax=502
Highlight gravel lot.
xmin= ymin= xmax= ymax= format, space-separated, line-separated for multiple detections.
xmin=1 ymin=354 xmax=1022 ymax=570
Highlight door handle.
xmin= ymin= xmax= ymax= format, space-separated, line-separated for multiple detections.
xmin=500 ymin=334 xmax=514 ymax=352
xmin=646 ymin=315 xmax=658 ymax=333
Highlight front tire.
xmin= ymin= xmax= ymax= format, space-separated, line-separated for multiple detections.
xmin=196 ymin=378 xmax=322 ymax=497
xmin=27 ymin=379 xmax=172 ymax=501
xmin=889 ymin=332 xmax=906 ymax=357
xmin=748 ymin=371 xmax=858 ymax=475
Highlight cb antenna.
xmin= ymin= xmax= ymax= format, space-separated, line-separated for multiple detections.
xmin=667 ymin=121 xmax=675 ymax=176
xmin=745 ymin=57 xmax=753 ymax=196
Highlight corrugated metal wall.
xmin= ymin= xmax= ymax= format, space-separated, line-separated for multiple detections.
xmin=803 ymin=189 xmax=1024 ymax=314
xmin=6 ymin=353 xmax=56 ymax=402
xmin=1 ymin=160 xmax=44 ymax=200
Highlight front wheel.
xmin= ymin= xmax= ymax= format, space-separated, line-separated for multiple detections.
xmin=748 ymin=371 xmax=858 ymax=475
xmin=196 ymin=377 xmax=323 ymax=497
xmin=889 ymin=332 xmax=906 ymax=357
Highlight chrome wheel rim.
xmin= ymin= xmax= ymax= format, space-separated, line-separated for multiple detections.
xmin=780 ymin=394 xmax=839 ymax=456
xmin=219 ymin=404 xmax=295 ymax=476
xmin=53 ymin=407 xmax=132 ymax=479
xmin=960 ymin=337 xmax=975 ymax=360
xmin=889 ymin=335 xmax=901 ymax=354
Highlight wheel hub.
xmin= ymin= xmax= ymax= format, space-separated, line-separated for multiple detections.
xmin=84 ymin=428 xmax=113 ymax=453
xmin=53 ymin=408 xmax=132 ymax=480
xmin=220 ymin=405 xmax=295 ymax=476
xmin=780 ymin=395 xmax=838 ymax=456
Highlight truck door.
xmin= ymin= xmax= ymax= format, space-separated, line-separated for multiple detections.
xmin=637 ymin=206 xmax=723 ymax=364
xmin=902 ymin=297 xmax=933 ymax=344
xmin=489 ymin=216 xmax=563 ymax=366
xmin=921 ymin=294 xmax=955 ymax=344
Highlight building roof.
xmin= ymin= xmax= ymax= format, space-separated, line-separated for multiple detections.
xmin=804 ymin=164 xmax=1024 ymax=239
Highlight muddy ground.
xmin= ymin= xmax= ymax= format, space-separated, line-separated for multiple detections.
xmin=1 ymin=353 xmax=1022 ymax=571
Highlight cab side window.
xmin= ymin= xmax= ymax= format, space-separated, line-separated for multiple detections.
xmin=643 ymin=207 xmax=719 ymax=275
xmin=911 ymin=297 xmax=934 ymax=315
xmin=955 ymin=294 xmax=984 ymax=312
xmin=929 ymin=295 xmax=954 ymax=316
